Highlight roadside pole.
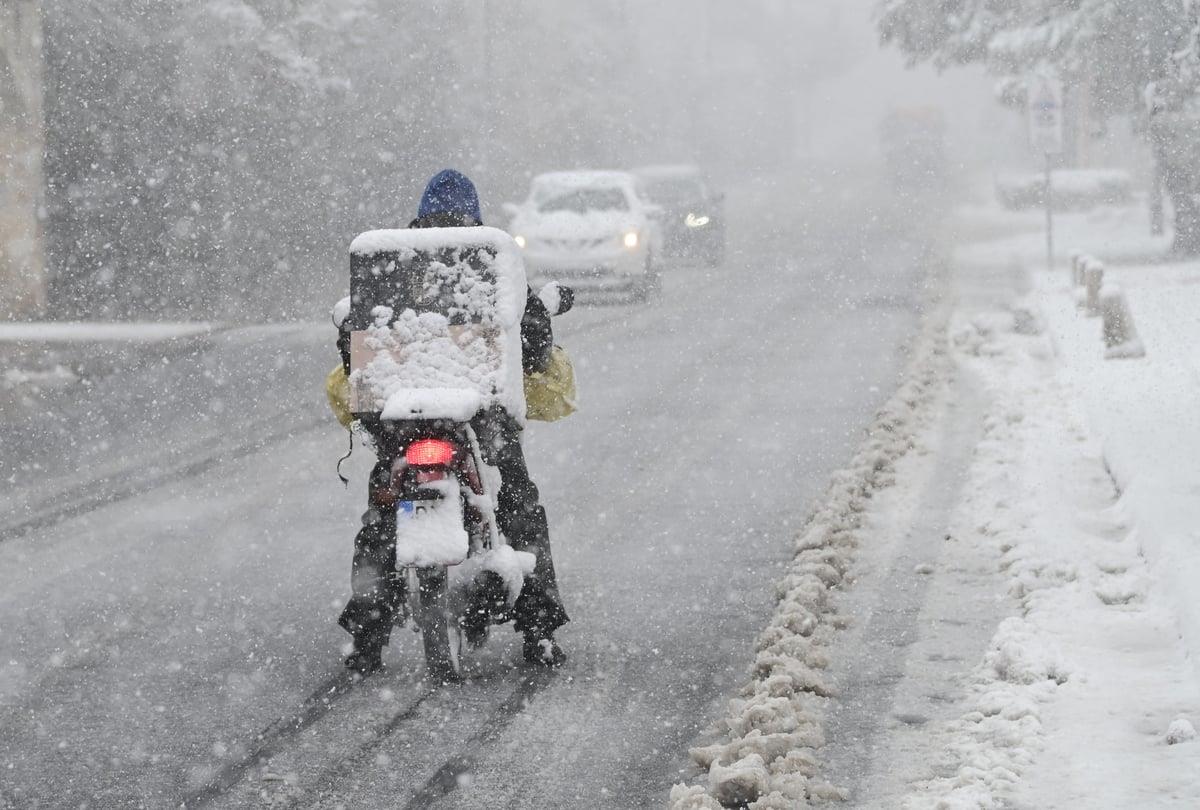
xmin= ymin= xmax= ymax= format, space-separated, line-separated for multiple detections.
xmin=1150 ymin=159 xmax=1165 ymax=236
xmin=1029 ymin=75 xmax=1065 ymax=272
xmin=0 ymin=0 xmax=47 ymax=318
xmin=1046 ymin=152 xmax=1054 ymax=273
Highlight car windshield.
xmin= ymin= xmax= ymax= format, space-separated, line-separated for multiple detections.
xmin=643 ymin=176 xmax=705 ymax=203
xmin=537 ymin=188 xmax=629 ymax=214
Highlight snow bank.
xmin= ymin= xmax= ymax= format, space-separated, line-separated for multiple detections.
xmin=1036 ymin=260 xmax=1200 ymax=681
xmin=896 ymin=275 xmax=1200 ymax=808
xmin=1167 ymin=718 xmax=1196 ymax=746
xmin=670 ymin=283 xmax=951 ymax=808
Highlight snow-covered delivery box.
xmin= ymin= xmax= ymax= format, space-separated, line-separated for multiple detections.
xmin=345 ymin=227 xmax=528 ymax=422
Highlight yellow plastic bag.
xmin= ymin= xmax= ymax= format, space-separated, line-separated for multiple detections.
xmin=330 ymin=347 xmax=577 ymax=428
xmin=326 ymin=364 xmax=354 ymax=429
xmin=525 ymin=345 xmax=577 ymax=422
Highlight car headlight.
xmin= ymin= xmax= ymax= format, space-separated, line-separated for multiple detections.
xmin=622 ymin=230 xmax=639 ymax=249
xmin=514 ymin=234 xmax=527 ymax=249
xmin=685 ymin=213 xmax=711 ymax=228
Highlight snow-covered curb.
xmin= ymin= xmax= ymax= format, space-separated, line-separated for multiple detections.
xmin=670 ymin=288 xmax=950 ymax=809
xmin=0 ymin=321 xmax=218 ymax=343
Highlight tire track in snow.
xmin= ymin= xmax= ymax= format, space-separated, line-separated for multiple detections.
xmin=183 ymin=671 xmax=437 ymax=808
xmin=0 ymin=413 xmax=328 ymax=544
xmin=398 ymin=667 xmax=556 ymax=809
xmin=817 ymin=371 xmax=987 ymax=803
xmin=200 ymin=666 xmax=556 ymax=809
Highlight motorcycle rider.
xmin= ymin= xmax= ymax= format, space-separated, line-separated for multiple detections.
xmin=337 ymin=169 xmax=569 ymax=675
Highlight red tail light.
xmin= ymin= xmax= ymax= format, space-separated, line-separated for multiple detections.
xmin=406 ymin=438 xmax=456 ymax=467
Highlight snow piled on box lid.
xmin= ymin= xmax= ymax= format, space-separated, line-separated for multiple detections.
xmin=381 ymin=388 xmax=483 ymax=422
xmin=348 ymin=226 xmax=528 ymax=422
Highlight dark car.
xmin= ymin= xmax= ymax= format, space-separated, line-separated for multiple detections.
xmin=635 ymin=165 xmax=725 ymax=267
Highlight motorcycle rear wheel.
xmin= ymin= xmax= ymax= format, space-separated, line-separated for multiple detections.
xmin=415 ymin=566 xmax=459 ymax=683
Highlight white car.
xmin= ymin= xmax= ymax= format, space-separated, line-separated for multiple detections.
xmin=505 ymin=171 xmax=663 ymax=300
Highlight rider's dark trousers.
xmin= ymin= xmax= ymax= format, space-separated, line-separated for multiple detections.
xmin=338 ymin=419 xmax=568 ymax=650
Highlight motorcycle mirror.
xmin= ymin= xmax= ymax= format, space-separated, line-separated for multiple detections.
xmin=539 ymin=282 xmax=574 ymax=316
xmin=331 ymin=295 xmax=351 ymax=329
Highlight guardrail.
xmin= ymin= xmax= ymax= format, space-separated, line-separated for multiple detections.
xmin=1068 ymin=252 xmax=1145 ymax=359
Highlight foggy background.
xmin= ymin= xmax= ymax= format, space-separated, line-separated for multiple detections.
xmin=38 ymin=0 xmax=1005 ymax=323
xmin=9 ymin=3 xmax=1199 ymax=807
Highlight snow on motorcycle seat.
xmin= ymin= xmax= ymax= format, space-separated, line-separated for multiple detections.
xmin=345 ymin=226 xmax=528 ymax=424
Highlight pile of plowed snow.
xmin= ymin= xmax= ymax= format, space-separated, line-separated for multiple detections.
xmin=671 ymin=290 xmax=950 ymax=809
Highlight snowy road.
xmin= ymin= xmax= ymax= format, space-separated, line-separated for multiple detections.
xmin=0 ymin=188 xmax=928 ymax=808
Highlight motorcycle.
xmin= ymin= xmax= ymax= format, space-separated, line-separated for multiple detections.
xmin=341 ymin=226 xmax=571 ymax=681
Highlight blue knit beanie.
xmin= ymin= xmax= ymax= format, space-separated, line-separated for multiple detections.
xmin=417 ymin=169 xmax=483 ymax=224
